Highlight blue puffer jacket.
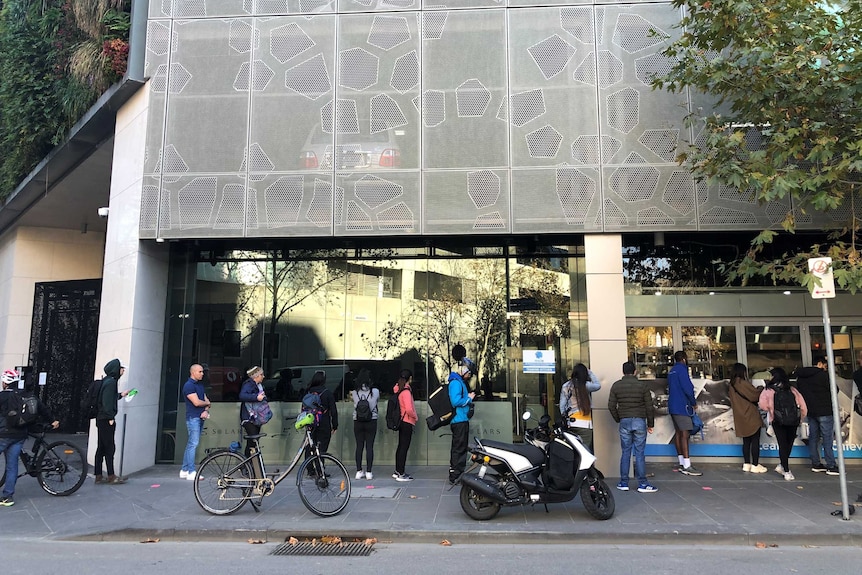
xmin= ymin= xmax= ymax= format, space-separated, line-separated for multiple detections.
xmin=447 ymin=372 xmax=473 ymax=424
xmin=667 ymin=362 xmax=696 ymax=415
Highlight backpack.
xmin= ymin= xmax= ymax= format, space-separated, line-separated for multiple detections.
xmin=355 ymin=392 xmax=373 ymax=423
xmin=386 ymin=389 xmax=403 ymax=431
xmin=301 ymin=390 xmax=325 ymax=426
xmin=425 ymin=381 xmax=455 ymax=430
xmin=772 ymin=386 xmax=800 ymax=427
xmin=6 ymin=391 xmax=39 ymax=428
xmin=85 ymin=379 xmax=103 ymax=420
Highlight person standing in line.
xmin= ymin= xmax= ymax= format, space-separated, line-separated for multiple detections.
xmin=448 ymin=360 xmax=475 ymax=484
xmin=608 ymin=361 xmax=657 ymax=493
xmin=351 ymin=370 xmax=379 ymax=480
xmin=94 ymin=359 xmax=130 ymax=485
xmin=181 ymin=364 xmax=210 ymax=480
xmin=305 ymin=370 xmax=338 ymax=456
xmin=727 ymin=362 xmax=766 ymax=473
xmin=392 ymin=369 xmax=418 ymax=482
xmin=759 ymin=367 xmax=807 ymax=481
xmin=239 ymin=366 xmax=267 ymax=457
xmin=559 ymin=363 xmax=601 ymax=450
xmin=667 ymin=350 xmax=702 ymax=476
xmin=795 ymin=356 xmax=838 ymax=475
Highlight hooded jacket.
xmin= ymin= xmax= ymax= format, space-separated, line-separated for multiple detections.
xmin=447 ymin=372 xmax=473 ymax=424
xmin=97 ymin=359 xmax=123 ymax=421
xmin=794 ymin=366 xmax=831 ymax=417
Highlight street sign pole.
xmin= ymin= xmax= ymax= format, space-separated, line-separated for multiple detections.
xmin=808 ymin=257 xmax=851 ymax=520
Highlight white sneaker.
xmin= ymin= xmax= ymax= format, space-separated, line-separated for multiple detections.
xmin=355 ymin=470 xmax=365 ymax=480
xmin=784 ymin=471 xmax=795 ymax=481
xmin=774 ymin=464 xmax=785 ymax=475
xmin=751 ymin=464 xmax=768 ymax=473
xmin=742 ymin=463 xmax=751 ymax=472
xmin=179 ymin=470 xmax=188 ymax=479
xmin=186 ymin=471 xmax=197 ymax=481
xmin=365 ymin=471 xmax=373 ymax=480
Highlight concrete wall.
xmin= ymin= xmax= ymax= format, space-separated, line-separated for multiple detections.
xmin=89 ymin=81 xmax=171 ymax=475
xmin=0 ymin=226 xmax=104 ymax=370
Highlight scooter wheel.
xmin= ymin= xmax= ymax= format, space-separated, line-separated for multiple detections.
xmin=460 ymin=484 xmax=502 ymax=521
xmin=580 ymin=478 xmax=615 ymax=520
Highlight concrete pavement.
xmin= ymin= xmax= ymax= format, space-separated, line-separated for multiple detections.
xmin=2 ymin=458 xmax=861 ymax=546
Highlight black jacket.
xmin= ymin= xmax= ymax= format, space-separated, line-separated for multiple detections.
xmin=795 ymin=366 xmax=831 ymax=417
xmin=0 ymin=389 xmax=29 ymax=440
xmin=97 ymin=359 xmax=123 ymax=421
xmin=608 ymin=375 xmax=655 ymax=427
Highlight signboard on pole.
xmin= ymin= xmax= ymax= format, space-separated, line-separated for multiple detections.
xmin=808 ymin=257 xmax=835 ymax=299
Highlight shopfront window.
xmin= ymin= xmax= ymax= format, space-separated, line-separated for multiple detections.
xmin=809 ymin=325 xmax=862 ymax=379
xmin=627 ymin=325 xmax=674 ymax=380
xmin=744 ymin=325 xmax=802 ymax=376
xmin=681 ymin=325 xmax=737 ymax=381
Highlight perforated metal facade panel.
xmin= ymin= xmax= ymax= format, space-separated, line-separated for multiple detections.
xmin=141 ymin=3 xmax=838 ymax=239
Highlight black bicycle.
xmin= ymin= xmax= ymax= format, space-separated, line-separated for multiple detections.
xmin=0 ymin=425 xmax=87 ymax=496
xmin=193 ymin=412 xmax=351 ymax=517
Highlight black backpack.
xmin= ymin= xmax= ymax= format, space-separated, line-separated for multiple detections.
xmin=85 ymin=378 xmax=103 ymax=420
xmin=772 ymin=386 xmax=800 ymax=427
xmin=386 ymin=389 xmax=403 ymax=431
xmin=6 ymin=391 xmax=39 ymax=428
xmin=355 ymin=392 xmax=373 ymax=422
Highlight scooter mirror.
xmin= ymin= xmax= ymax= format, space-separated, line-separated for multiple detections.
xmin=522 ymin=411 xmax=532 ymax=421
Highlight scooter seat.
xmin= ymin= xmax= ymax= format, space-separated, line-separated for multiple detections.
xmin=480 ymin=439 xmax=546 ymax=467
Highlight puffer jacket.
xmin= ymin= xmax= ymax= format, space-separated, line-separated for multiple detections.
xmin=607 ymin=375 xmax=655 ymax=427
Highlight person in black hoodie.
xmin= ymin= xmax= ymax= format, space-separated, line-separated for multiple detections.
xmin=795 ymin=356 xmax=837 ymax=475
xmin=94 ymin=359 xmax=130 ymax=485
xmin=305 ymin=370 xmax=338 ymax=456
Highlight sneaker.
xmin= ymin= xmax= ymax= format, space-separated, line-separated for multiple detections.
xmin=365 ymin=471 xmax=373 ymax=480
xmin=395 ymin=473 xmax=414 ymax=482
xmin=637 ymin=483 xmax=659 ymax=493
xmin=825 ymin=466 xmax=840 ymax=476
xmin=179 ymin=470 xmax=189 ymax=479
xmin=784 ymin=471 xmax=795 ymax=481
xmin=681 ymin=466 xmax=703 ymax=476
xmin=615 ymin=482 xmax=629 ymax=491
xmin=751 ymin=464 xmax=768 ymax=473
xmin=774 ymin=464 xmax=785 ymax=475
xmin=392 ymin=472 xmax=400 ymax=479
xmin=742 ymin=463 xmax=752 ymax=472
xmin=186 ymin=471 xmax=197 ymax=481
xmin=0 ymin=496 xmax=13 ymax=507
xmin=355 ymin=470 xmax=365 ymax=480
xmin=811 ymin=464 xmax=827 ymax=473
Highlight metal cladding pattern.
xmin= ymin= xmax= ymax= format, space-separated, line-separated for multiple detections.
xmin=141 ymin=4 xmax=848 ymax=239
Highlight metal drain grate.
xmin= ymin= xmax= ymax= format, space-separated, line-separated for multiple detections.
xmin=270 ymin=541 xmax=373 ymax=557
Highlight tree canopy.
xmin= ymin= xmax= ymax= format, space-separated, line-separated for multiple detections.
xmin=653 ymin=0 xmax=862 ymax=293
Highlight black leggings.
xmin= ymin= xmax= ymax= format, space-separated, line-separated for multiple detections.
xmin=94 ymin=418 xmax=116 ymax=476
xmin=774 ymin=424 xmax=797 ymax=471
xmin=242 ymin=421 xmax=261 ymax=457
xmin=742 ymin=430 xmax=761 ymax=465
xmin=354 ymin=420 xmax=378 ymax=471
xmin=395 ymin=422 xmax=414 ymax=475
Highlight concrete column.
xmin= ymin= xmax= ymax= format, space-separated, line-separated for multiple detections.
xmin=584 ymin=234 xmax=627 ymax=476
xmin=89 ymin=83 xmax=170 ymax=475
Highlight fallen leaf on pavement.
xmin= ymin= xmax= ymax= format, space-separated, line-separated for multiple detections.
xmin=440 ymin=539 xmax=452 ymax=546
xmin=755 ymin=541 xmax=766 ymax=549
xmin=247 ymin=538 xmax=266 ymax=544
xmin=288 ymin=537 xmax=299 ymax=545
xmin=363 ymin=538 xmax=377 ymax=546
xmin=140 ymin=538 xmax=160 ymax=544
xmin=409 ymin=495 xmax=418 ymax=499
xmin=321 ymin=536 xmax=342 ymax=545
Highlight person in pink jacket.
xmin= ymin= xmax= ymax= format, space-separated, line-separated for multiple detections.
xmin=392 ymin=369 xmax=418 ymax=482
xmin=758 ymin=367 xmax=807 ymax=481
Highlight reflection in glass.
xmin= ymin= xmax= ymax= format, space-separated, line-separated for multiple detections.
xmin=681 ymin=326 xmax=737 ymax=380
xmin=628 ymin=326 xmax=673 ymax=379
xmin=744 ymin=325 xmax=802 ymax=377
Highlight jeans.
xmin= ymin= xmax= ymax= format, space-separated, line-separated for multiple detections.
xmin=0 ymin=437 xmax=25 ymax=498
xmin=807 ymin=415 xmax=836 ymax=467
xmin=619 ymin=417 xmax=647 ymax=486
xmin=183 ymin=417 xmax=203 ymax=472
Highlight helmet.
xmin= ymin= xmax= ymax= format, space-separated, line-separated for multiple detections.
xmin=1 ymin=369 xmax=20 ymax=386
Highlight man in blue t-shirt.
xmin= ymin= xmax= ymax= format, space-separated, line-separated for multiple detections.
xmin=181 ymin=364 xmax=210 ymax=481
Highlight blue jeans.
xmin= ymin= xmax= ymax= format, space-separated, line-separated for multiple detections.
xmin=0 ymin=437 xmax=25 ymax=498
xmin=183 ymin=417 xmax=203 ymax=472
xmin=807 ymin=415 xmax=836 ymax=467
xmin=619 ymin=417 xmax=648 ymax=486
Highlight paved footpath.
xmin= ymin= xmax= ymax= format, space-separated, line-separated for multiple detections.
xmin=2 ymin=461 xmax=861 ymax=546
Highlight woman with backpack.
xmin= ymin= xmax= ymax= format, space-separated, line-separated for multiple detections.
xmin=392 ymin=369 xmax=417 ymax=482
xmin=727 ymin=363 xmax=766 ymax=473
xmin=351 ymin=369 xmax=379 ymax=480
xmin=239 ymin=365 xmax=271 ymax=457
xmin=758 ymin=367 xmax=807 ymax=481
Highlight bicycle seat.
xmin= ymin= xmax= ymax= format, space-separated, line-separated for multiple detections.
xmin=243 ymin=433 xmax=267 ymax=440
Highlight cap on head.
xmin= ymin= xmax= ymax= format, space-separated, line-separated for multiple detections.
xmin=459 ymin=357 xmax=477 ymax=377
xmin=247 ymin=366 xmax=263 ymax=378
xmin=1 ymin=369 xmax=20 ymax=386
xmin=120 ymin=361 xmax=127 ymax=369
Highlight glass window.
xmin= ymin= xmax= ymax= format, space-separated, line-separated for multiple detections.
xmin=627 ymin=326 xmax=674 ymax=379
xmin=809 ymin=325 xmax=862 ymax=379
xmin=681 ymin=325 xmax=738 ymax=381
xmin=744 ymin=325 xmax=802 ymax=377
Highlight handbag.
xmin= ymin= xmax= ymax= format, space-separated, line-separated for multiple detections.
xmin=686 ymin=405 xmax=704 ymax=440
xmin=798 ymin=420 xmax=810 ymax=440
xmin=247 ymin=400 xmax=273 ymax=425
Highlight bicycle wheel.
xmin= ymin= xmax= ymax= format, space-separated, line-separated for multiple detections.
xmin=193 ymin=450 xmax=253 ymax=515
xmin=37 ymin=441 xmax=87 ymax=496
xmin=297 ymin=454 xmax=351 ymax=517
